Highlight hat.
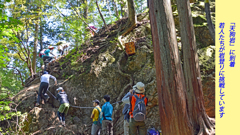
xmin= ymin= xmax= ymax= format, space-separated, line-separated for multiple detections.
xmin=43 ymin=71 xmax=48 ymax=74
xmin=56 ymin=87 xmax=63 ymax=91
xmin=48 ymin=46 xmax=54 ymax=49
xmin=93 ymin=99 xmax=100 ymax=104
xmin=133 ymin=82 xmax=145 ymax=93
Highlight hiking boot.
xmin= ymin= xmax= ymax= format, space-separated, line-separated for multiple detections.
xmin=62 ymin=121 xmax=65 ymax=127
xmin=35 ymin=103 xmax=39 ymax=107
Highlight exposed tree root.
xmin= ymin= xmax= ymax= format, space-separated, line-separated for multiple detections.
xmin=197 ymin=115 xmax=215 ymax=135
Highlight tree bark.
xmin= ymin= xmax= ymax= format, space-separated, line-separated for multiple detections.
xmin=40 ymin=17 xmax=43 ymax=51
xmin=120 ymin=0 xmax=136 ymax=36
xmin=149 ymin=0 xmax=192 ymax=135
xmin=205 ymin=0 xmax=215 ymax=43
xmin=32 ymin=20 xmax=39 ymax=73
xmin=176 ymin=0 xmax=215 ymax=134
xmin=96 ymin=0 xmax=108 ymax=30
xmin=127 ymin=0 xmax=136 ymax=26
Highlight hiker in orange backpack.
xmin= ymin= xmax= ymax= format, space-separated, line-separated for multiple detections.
xmin=129 ymin=82 xmax=148 ymax=135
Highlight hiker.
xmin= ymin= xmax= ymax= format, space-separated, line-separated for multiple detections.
xmin=122 ymin=89 xmax=135 ymax=135
xmin=36 ymin=71 xmax=57 ymax=106
xmin=91 ymin=100 xmax=101 ymax=135
xmin=57 ymin=41 xmax=69 ymax=56
xmin=87 ymin=26 xmax=97 ymax=36
xmin=42 ymin=46 xmax=55 ymax=62
xmin=101 ymin=95 xmax=113 ymax=135
xmin=129 ymin=82 xmax=148 ymax=135
xmin=41 ymin=46 xmax=56 ymax=71
xmin=56 ymin=87 xmax=70 ymax=127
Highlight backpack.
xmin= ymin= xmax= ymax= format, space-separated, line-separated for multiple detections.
xmin=95 ymin=107 xmax=102 ymax=127
xmin=133 ymin=95 xmax=147 ymax=121
xmin=39 ymin=49 xmax=46 ymax=57
xmin=147 ymin=127 xmax=160 ymax=135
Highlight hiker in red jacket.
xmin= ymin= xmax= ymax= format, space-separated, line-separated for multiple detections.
xmin=129 ymin=82 xmax=148 ymax=135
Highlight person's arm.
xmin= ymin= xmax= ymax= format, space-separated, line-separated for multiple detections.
xmin=50 ymin=75 xmax=57 ymax=85
xmin=100 ymin=105 xmax=105 ymax=119
xmin=121 ymin=91 xmax=132 ymax=104
xmin=91 ymin=109 xmax=95 ymax=119
xmin=145 ymin=97 xmax=148 ymax=106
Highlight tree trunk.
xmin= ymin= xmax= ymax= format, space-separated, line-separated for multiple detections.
xmin=176 ymin=0 xmax=215 ymax=134
xmin=40 ymin=17 xmax=43 ymax=51
xmin=32 ymin=19 xmax=39 ymax=74
xmin=127 ymin=0 xmax=136 ymax=26
xmin=205 ymin=0 xmax=215 ymax=43
xmin=82 ymin=0 xmax=88 ymax=19
xmin=120 ymin=0 xmax=136 ymax=36
xmin=149 ymin=0 xmax=192 ymax=134
xmin=96 ymin=0 xmax=108 ymax=30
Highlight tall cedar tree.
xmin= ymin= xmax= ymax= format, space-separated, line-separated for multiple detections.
xmin=149 ymin=0 xmax=215 ymax=134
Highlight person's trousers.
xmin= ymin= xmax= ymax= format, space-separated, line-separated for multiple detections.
xmin=58 ymin=103 xmax=70 ymax=115
xmin=124 ymin=120 xmax=129 ymax=135
xmin=57 ymin=103 xmax=70 ymax=122
xmin=37 ymin=82 xmax=49 ymax=104
xmin=101 ymin=120 xmax=113 ymax=135
xmin=129 ymin=118 xmax=147 ymax=135
xmin=91 ymin=123 xmax=101 ymax=135
xmin=57 ymin=111 xmax=65 ymax=121
xmin=42 ymin=56 xmax=52 ymax=71
xmin=58 ymin=50 xmax=64 ymax=56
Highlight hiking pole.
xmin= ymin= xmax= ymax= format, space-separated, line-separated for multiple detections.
xmin=47 ymin=90 xmax=56 ymax=99
xmin=70 ymin=105 xmax=95 ymax=109
xmin=112 ymin=101 xmax=122 ymax=105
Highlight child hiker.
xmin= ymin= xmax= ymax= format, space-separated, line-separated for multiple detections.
xmin=56 ymin=87 xmax=70 ymax=126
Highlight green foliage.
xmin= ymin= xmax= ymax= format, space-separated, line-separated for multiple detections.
xmin=0 ymin=90 xmax=27 ymax=134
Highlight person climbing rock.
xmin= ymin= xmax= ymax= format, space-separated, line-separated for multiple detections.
xmin=36 ymin=71 xmax=57 ymax=107
xmin=57 ymin=41 xmax=69 ymax=56
xmin=129 ymin=82 xmax=148 ymax=135
xmin=42 ymin=46 xmax=56 ymax=71
xmin=101 ymin=95 xmax=113 ymax=135
xmin=91 ymin=99 xmax=101 ymax=135
xmin=87 ymin=25 xmax=97 ymax=36
xmin=56 ymin=87 xmax=70 ymax=127
xmin=122 ymin=89 xmax=135 ymax=135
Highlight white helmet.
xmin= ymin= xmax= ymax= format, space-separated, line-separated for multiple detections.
xmin=56 ymin=87 xmax=63 ymax=91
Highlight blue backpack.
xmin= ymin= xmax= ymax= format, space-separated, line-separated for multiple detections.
xmin=133 ymin=95 xmax=147 ymax=121
xmin=147 ymin=127 xmax=160 ymax=135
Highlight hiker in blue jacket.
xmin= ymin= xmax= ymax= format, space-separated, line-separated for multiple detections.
xmin=101 ymin=95 xmax=113 ymax=135
xmin=36 ymin=71 xmax=57 ymax=106
xmin=122 ymin=89 xmax=135 ymax=135
xmin=56 ymin=87 xmax=70 ymax=127
xmin=42 ymin=46 xmax=56 ymax=71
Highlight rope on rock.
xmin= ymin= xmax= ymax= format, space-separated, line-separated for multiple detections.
xmin=47 ymin=90 xmax=122 ymax=109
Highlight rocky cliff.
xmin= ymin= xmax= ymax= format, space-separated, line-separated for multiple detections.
xmin=9 ymin=3 xmax=215 ymax=134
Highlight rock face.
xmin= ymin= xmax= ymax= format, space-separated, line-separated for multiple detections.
xmin=12 ymin=10 xmax=215 ymax=134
